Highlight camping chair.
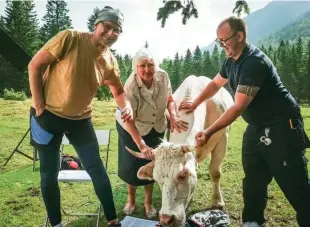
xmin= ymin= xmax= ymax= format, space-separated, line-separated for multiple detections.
xmin=44 ymin=129 xmax=112 ymax=227
xmin=33 ymin=130 xmax=111 ymax=172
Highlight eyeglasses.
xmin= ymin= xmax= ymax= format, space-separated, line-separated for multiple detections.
xmin=215 ymin=32 xmax=238 ymax=47
xmin=101 ymin=22 xmax=122 ymax=35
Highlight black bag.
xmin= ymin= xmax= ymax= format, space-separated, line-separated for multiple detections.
xmin=61 ymin=154 xmax=84 ymax=170
xmin=155 ymin=210 xmax=230 ymax=227
xmin=184 ymin=209 xmax=230 ymax=227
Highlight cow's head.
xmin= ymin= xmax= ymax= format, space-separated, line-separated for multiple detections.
xmin=126 ymin=141 xmax=198 ymax=226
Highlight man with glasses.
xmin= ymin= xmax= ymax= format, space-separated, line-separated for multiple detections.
xmin=179 ymin=16 xmax=310 ymax=227
xmin=28 ymin=6 xmax=151 ymax=227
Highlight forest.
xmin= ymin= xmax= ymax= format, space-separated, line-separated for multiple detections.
xmin=1 ymin=0 xmax=310 ymax=104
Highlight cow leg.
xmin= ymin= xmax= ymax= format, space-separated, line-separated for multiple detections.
xmin=209 ymin=139 xmax=227 ymax=208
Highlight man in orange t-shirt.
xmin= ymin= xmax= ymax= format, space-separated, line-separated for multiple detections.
xmin=28 ymin=6 xmax=151 ymax=227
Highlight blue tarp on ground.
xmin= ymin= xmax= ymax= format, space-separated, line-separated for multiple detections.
xmin=121 ymin=216 xmax=158 ymax=227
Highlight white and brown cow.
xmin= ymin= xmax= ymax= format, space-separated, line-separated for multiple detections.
xmin=126 ymin=75 xmax=234 ymax=226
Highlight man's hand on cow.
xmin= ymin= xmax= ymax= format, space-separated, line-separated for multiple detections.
xmin=195 ymin=130 xmax=212 ymax=147
xmin=121 ymin=105 xmax=134 ymax=123
xmin=170 ymin=116 xmax=189 ymax=133
xmin=178 ymin=101 xmax=197 ymax=114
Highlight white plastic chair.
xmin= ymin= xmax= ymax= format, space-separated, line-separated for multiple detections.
xmin=44 ymin=129 xmax=111 ymax=227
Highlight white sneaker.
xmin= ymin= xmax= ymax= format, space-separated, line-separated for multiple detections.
xmin=242 ymin=222 xmax=265 ymax=227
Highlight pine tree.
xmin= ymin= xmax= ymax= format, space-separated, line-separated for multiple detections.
xmin=202 ymin=50 xmax=217 ymax=79
xmin=157 ymin=0 xmax=198 ymax=27
xmin=267 ymin=45 xmax=274 ymax=62
xmin=2 ymin=0 xmax=39 ymax=54
xmin=232 ymin=0 xmax=250 ymax=17
xmin=182 ymin=49 xmax=193 ymax=81
xmin=290 ymin=44 xmax=299 ymax=100
xmin=277 ymin=40 xmax=286 ymax=63
xmin=295 ymin=36 xmax=306 ymax=102
xmin=24 ymin=0 xmax=41 ymax=53
xmin=123 ymin=54 xmax=132 ymax=76
xmin=160 ymin=58 xmax=170 ymax=70
xmin=0 ymin=15 xmax=5 ymax=30
xmin=161 ymin=58 xmax=173 ymax=80
xmin=261 ymin=45 xmax=267 ymax=55
xmin=40 ymin=0 xmax=73 ymax=43
xmin=306 ymin=40 xmax=310 ymax=104
xmin=211 ymin=45 xmax=220 ymax=71
xmin=87 ymin=7 xmax=100 ymax=32
xmin=277 ymin=40 xmax=292 ymax=90
xmin=219 ymin=49 xmax=226 ymax=66
xmin=157 ymin=0 xmax=249 ymax=27
xmin=192 ymin=46 xmax=203 ymax=76
xmin=170 ymin=52 xmax=181 ymax=91
xmin=167 ymin=59 xmax=173 ymax=82
xmin=117 ymin=55 xmax=128 ymax=83
xmin=1 ymin=0 xmax=40 ymax=94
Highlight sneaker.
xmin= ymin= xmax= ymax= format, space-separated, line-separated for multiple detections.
xmin=242 ymin=222 xmax=266 ymax=227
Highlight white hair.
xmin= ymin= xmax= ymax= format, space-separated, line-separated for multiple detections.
xmin=131 ymin=48 xmax=159 ymax=73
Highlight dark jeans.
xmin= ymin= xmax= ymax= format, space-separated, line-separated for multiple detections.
xmin=29 ymin=107 xmax=116 ymax=226
xmin=242 ymin=117 xmax=310 ymax=226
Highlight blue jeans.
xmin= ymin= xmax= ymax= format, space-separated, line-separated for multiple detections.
xmin=30 ymin=107 xmax=116 ymax=225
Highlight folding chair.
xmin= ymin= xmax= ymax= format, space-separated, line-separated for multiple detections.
xmin=2 ymin=128 xmax=40 ymax=172
xmin=44 ymin=129 xmax=111 ymax=227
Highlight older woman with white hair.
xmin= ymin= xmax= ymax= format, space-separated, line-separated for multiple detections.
xmin=115 ymin=48 xmax=188 ymax=219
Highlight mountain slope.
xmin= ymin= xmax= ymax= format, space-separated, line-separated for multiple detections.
xmin=257 ymin=10 xmax=310 ymax=47
xmin=246 ymin=1 xmax=310 ymax=44
xmin=202 ymin=0 xmax=310 ymax=52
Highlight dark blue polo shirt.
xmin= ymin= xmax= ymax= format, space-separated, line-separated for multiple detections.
xmin=220 ymin=43 xmax=300 ymax=126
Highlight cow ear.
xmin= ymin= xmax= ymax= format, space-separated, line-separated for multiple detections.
xmin=137 ymin=161 xmax=154 ymax=181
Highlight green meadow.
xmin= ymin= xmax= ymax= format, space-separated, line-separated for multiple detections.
xmin=0 ymin=98 xmax=309 ymax=227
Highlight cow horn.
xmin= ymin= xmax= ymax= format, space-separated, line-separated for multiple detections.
xmin=181 ymin=144 xmax=195 ymax=153
xmin=125 ymin=146 xmax=148 ymax=159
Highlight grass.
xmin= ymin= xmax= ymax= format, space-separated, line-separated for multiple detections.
xmin=0 ymin=98 xmax=309 ymax=227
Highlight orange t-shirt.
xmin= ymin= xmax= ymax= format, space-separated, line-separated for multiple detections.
xmin=42 ymin=29 xmax=122 ymax=119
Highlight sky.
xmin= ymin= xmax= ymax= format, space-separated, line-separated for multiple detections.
xmin=0 ymin=0 xmax=271 ymax=61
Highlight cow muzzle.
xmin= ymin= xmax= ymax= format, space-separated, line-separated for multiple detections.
xmin=159 ymin=214 xmax=175 ymax=226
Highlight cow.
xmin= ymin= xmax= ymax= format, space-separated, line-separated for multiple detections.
xmin=126 ymin=75 xmax=234 ymax=226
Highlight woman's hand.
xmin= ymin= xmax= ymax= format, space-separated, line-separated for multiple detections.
xmin=170 ymin=116 xmax=189 ymax=133
xmin=140 ymin=144 xmax=155 ymax=160
xmin=120 ymin=106 xmax=134 ymax=123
